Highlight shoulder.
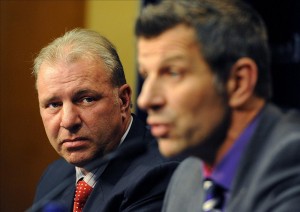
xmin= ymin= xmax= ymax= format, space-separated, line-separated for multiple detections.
xmin=261 ymin=104 xmax=300 ymax=150
xmin=99 ymin=115 xmax=181 ymax=193
xmin=100 ymin=139 xmax=180 ymax=212
xmin=38 ymin=158 xmax=73 ymax=181
xmin=262 ymin=106 xmax=300 ymax=166
xmin=39 ymin=158 xmax=74 ymax=180
xmin=229 ymin=104 xmax=300 ymax=211
xmin=166 ymin=156 xmax=203 ymax=192
xmin=250 ymin=103 xmax=300 ymax=150
xmin=111 ymin=155 xmax=180 ymax=212
xmin=43 ymin=158 xmax=73 ymax=173
xmin=162 ymin=157 xmax=204 ymax=212
xmin=240 ymin=104 xmax=300 ymax=172
xmin=108 ymin=136 xmax=180 ymax=187
xmin=34 ymin=158 xmax=74 ymax=202
xmin=99 ymin=116 xmax=182 ymax=211
xmin=260 ymin=103 xmax=300 ymax=130
xmin=254 ymin=106 xmax=300 ymax=180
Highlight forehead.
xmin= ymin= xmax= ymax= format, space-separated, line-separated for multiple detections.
xmin=40 ymin=58 xmax=108 ymax=79
xmin=137 ymin=24 xmax=199 ymax=65
xmin=36 ymin=58 xmax=111 ymax=91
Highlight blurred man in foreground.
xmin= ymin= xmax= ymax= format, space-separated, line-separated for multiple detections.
xmin=135 ymin=0 xmax=300 ymax=211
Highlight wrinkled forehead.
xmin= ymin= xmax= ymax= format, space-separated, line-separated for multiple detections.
xmin=38 ymin=58 xmax=112 ymax=86
xmin=37 ymin=56 xmax=110 ymax=80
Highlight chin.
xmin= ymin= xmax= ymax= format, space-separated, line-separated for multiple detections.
xmin=65 ymin=154 xmax=92 ymax=167
xmin=158 ymin=138 xmax=184 ymax=158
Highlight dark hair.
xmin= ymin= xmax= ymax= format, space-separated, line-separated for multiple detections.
xmin=135 ymin=0 xmax=272 ymax=99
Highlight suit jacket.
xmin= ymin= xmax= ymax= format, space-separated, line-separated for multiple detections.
xmin=32 ymin=115 xmax=179 ymax=212
xmin=162 ymin=103 xmax=300 ymax=212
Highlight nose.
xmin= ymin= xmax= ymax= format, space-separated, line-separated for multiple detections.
xmin=60 ymin=103 xmax=82 ymax=133
xmin=137 ymin=76 xmax=164 ymax=112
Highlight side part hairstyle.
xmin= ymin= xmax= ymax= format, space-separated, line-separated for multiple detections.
xmin=33 ymin=28 xmax=126 ymax=87
xmin=135 ymin=0 xmax=272 ymax=99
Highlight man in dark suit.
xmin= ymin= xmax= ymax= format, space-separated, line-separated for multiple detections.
xmin=135 ymin=0 xmax=300 ymax=211
xmin=30 ymin=28 xmax=178 ymax=212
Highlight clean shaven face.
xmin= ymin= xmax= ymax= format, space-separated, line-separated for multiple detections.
xmin=37 ymin=58 xmax=125 ymax=167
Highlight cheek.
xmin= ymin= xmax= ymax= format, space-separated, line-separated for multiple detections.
xmin=41 ymin=113 xmax=60 ymax=139
xmin=87 ymin=103 xmax=121 ymax=131
xmin=92 ymin=100 xmax=120 ymax=119
xmin=174 ymin=88 xmax=208 ymax=119
xmin=174 ymin=86 xmax=225 ymax=142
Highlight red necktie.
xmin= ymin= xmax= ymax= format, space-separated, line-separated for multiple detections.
xmin=73 ymin=180 xmax=93 ymax=212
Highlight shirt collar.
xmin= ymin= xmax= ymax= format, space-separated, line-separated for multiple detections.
xmin=75 ymin=115 xmax=133 ymax=186
xmin=119 ymin=115 xmax=133 ymax=146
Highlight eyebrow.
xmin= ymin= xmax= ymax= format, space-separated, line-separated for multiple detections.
xmin=162 ymin=54 xmax=188 ymax=64
xmin=40 ymin=89 xmax=100 ymax=103
xmin=39 ymin=95 xmax=60 ymax=107
xmin=139 ymin=54 xmax=188 ymax=71
xmin=74 ymin=89 xmax=95 ymax=96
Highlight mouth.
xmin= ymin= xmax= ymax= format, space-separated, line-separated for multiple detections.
xmin=149 ymin=123 xmax=171 ymax=138
xmin=61 ymin=137 xmax=90 ymax=149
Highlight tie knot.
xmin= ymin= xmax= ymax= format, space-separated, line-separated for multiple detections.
xmin=203 ymin=179 xmax=225 ymax=194
xmin=73 ymin=180 xmax=93 ymax=212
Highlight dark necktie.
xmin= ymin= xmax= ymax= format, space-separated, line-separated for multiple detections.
xmin=202 ymin=179 xmax=225 ymax=212
xmin=73 ymin=180 xmax=93 ymax=212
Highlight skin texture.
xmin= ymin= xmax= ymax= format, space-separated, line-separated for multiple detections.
xmin=37 ymin=58 xmax=131 ymax=169
xmin=137 ymin=24 xmax=227 ymax=158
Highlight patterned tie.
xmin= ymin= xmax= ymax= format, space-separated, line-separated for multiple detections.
xmin=73 ymin=180 xmax=93 ymax=212
xmin=202 ymin=179 xmax=225 ymax=212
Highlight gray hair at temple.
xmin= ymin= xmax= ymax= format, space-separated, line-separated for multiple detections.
xmin=135 ymin=0 xmax=272 ymax=99
xmin=33 ymin=28 xmax=126 ymax=87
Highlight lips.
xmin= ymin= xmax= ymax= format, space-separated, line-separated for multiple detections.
xmin=61 ymin=137 xmax=89 ymax=149
xmin=149 ymin=124 xmax=171 ymax=138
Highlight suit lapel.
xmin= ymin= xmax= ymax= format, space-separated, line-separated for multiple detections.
xmin=163 ymin=157 xmax=205 ymax=212
xmin=82 ymin=115 xmax=146 ymax=211
xmin=227 ymin=104 xmax=282 ymax=209
xmin=59 ymin=179 xmax=76 ymax=211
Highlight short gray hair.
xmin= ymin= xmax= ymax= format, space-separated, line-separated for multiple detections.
xmin=33 ymin=28 xmax=126 ymax=87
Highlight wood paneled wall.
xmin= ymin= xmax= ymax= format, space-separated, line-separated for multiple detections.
xmin=0 ymin=1 xmax=85 ymax=211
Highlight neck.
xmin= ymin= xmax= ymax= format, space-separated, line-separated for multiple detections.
xmin=214 ymin=97 xmax=265 ymax=166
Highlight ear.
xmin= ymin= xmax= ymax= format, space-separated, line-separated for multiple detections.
xmin=118 ymin=84 xmax=132 ymax=114
xmin=226 ymin=57 xmax=258 ymax=108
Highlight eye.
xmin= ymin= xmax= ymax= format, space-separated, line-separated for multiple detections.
xmin=162 ymin=67 xmax=182 ymax=78
xmin=168 ymin=69 xmax=180 ymax=77
xmin=81 ymin=97 xmax=95 ymax=104
xmin=45 ymin=102 xmax=62 ymax=109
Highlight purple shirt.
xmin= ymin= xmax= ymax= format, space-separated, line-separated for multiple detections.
xmin=203 ymin=112 xmax=261 ymax=208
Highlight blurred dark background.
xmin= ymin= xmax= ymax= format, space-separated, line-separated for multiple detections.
xmin=137 ymin=0 xmax=300 ymax=121
xmin=245 ymin=0 xmax=300 ymax=109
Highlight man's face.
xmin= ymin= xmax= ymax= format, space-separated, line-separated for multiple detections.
xmin=137 ymin=24 xmax=227 ymax=157
xmin=37 ymin=59 xmax=125 ymax=167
